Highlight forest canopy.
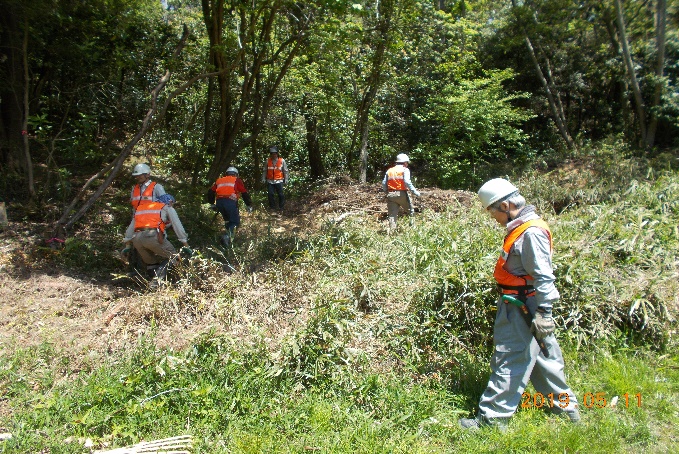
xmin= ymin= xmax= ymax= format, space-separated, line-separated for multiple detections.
xmin=1 ymin=0 xmax=677 ymax=209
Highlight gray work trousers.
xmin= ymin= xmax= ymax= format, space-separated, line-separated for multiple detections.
xmin=386 ymin=191 xmax=413 ymax=229
xmin=478 ymin=297 xmax=579 ymax=419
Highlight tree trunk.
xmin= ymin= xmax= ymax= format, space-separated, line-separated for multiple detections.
xmin=614 ymin=0 xmax=648 ymax=147
xmin=524 ymin=36 xmax=577 ymax=150
xmin=303 ymin=98 xmax=324 ymax=179
xmin=646 ymin=0 xmax=666 ymax=147
xmin=355 ymin=0 xmax=394 ymax=183
xmin=0 ymin=3 xmax=28 ymax=182
xmin=21 ymin=16 xmax=35 ymax=198
xmin=203 ymin=0 xmax=310 ymax=182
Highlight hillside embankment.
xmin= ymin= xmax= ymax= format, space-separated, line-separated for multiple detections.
xmin=0 ymin=183 xmax=473 ymax=366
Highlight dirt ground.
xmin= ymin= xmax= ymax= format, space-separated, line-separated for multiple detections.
xmin=0 ymin=183 xmax=473 ymax=370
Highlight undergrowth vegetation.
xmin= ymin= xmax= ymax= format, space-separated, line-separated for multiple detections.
xmin=1 ymin=149 xmax=678 ymax=452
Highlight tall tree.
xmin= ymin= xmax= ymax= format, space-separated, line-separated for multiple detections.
xmin=352 ymin=0 xmax=396 ymax=183
xmin=510 ymin=0 xmax=576 ymax=150
xmin=614 ymin=0 xmax=648 ymax=146
xmin=645 ymin=0 xmax=667 ymax=147
xmin=201 ymin=0 xmax=315 ymax=182
xmin=0 ymin=1 xmax=36 ymax=197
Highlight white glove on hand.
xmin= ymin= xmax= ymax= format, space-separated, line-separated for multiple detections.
xmin=531 ymin=309 xmax=555 ymax=340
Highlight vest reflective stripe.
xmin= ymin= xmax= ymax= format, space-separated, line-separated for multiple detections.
xmin=386 ymin=167 xmax=406 ymax=191
xmin=266 ymin=158 xmax=284 ymax=180
xmin=131 ymin=181 xmax=157 ymax=207
xmin=493 ymin=218 xmax=552 ymax=291
xmin=134 ymin=202 xmax=166 ymax=233
xmin=215 ymin=175 xmax=239 ymax=200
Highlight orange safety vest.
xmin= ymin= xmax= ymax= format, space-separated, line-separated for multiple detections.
xmin=386 ymin=166 xmax=406 ymax=191
xmin=130 ymin=181 xmax=157 ymax=207
xmin=494 ymin=218 xmax=552 ymax=295
xmin=266 ymin=158 xmax=284 ymax=181
xmin=133 ymin=202 xmax=166 ymax=234
xmin=214 ymin=175 xmax=239 ymax=200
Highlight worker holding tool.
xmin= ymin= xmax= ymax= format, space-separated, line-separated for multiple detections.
xmin=382 ymin=153 xmax=421 ymax=231
xmin=121 ymin=193 xmax=192 ymax=288
xmin=459 ymin=178 xmax=580 ymax=430
xmin=207 ymin=166 xmax=253 ymax=247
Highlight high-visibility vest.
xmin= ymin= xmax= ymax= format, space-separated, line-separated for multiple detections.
xmin=133 ymin=202 xmax=166 ymax=234
xmin=266 ymin=158 xmax=284 ymax=181
xmin=131 ymin=181 xmax=157 ymax=207
xmin=386 ymin=166 xmax=406 ymax=191
xmin=214 ymin=175 xmax=239 ymax=200
xmin=494 ymin=218 xmax=552 ymax=294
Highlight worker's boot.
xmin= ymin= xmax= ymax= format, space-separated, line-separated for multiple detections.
xmin=459 ymin=415 xmax=508 ymax=432
xmin=564 ymin=408 xmax=581 ymax=423
xmin=149 ymin=259 xmax=170 ymax=289
xmin=551 ymin=405 xmax=581 ymax=423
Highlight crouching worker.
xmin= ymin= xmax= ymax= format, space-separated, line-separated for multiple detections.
xmin=459 ymin=178 xmax=579 ymax=430
xmin=121 ymin=193 xmax=192 ymax=288
xmin=207 ymin=167 xmax=253 ymax=247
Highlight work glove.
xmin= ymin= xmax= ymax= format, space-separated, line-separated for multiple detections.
xmin=246 ymin=205 xmax=253 ymax=213
xmin=531 ymin=308 xmax=555 ymax=340
xmin=180 ymin=246 xmax=194 ymax=257
xmin=415 ymin=191 xmax=422 ymax=197
xmin=120 ymin=246 xmax=131 ymax=260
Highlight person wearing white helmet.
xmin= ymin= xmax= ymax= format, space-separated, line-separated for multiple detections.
xmin=129 ymin=163 xmax=166 ymax=209
xmin=381 ymin=153 xmax=421 ymax=230
xmin=261 ymin=145 xmax=289 ymax=212
xmin=460 ymin=178 xmax=580 ymax=430
xmin=126 ymin=163 xmax=166 ymax=278
xmin=121 ymin=193 xmax=191 ymax=288
xmin=207 ymin=166 xmax=253 ymax=246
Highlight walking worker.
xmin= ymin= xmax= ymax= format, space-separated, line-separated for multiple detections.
xmin=459 ymin=178 xmax=579 ymax=430
xmin=261 ymin=145 xmax=288 ymax=211
xmin=130 ymin=163 xmax=165 ymax=209
xmin=382 ymin=153 xmax=420 ymax=230
xmin=207 ymin=166 xmax=253 ymax=246
xmin=121 ymin=193 xmax=191 ymax=287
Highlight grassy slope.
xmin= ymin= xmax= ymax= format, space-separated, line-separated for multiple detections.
xmin=1 ymin=151 xmax=678 ymax=452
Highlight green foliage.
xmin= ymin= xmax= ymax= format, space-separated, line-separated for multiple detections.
xmin=280 ymin=302 xmax=362 ymax=386
xmin=416 ymin=70 xmax=535 ymax=189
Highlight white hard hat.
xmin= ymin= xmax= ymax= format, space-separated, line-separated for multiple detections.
xmin=132 ymin=163 xmax=151 ymax=176
xmin=395 ymin=153 xmax=410 ymax=163
xmin=226 ymin=166 xmax=238 ymax=175
xmin=478 ymin=178 xmax=519 ymax=209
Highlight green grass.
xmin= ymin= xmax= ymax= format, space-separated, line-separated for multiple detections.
xmin=1 ymin=337 xmax=678 ymax=452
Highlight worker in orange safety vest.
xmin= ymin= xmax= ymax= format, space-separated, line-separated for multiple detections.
xmin=261 ymin=146 xmax=288 ymax=212
xmin=126 ymin=163 xmax=167 ymax=277
xmin=381 ymin=153 xmax=420 ymax=230
xmin=459 ymin=178 xmax=580 ymax=430
xmin=121 ymin=193 xmax=191 ymax=288
xmin=129 ymin=163 xmax=165 ymax=209
xmin=207 ymin=167 xmax=253 ymax=247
